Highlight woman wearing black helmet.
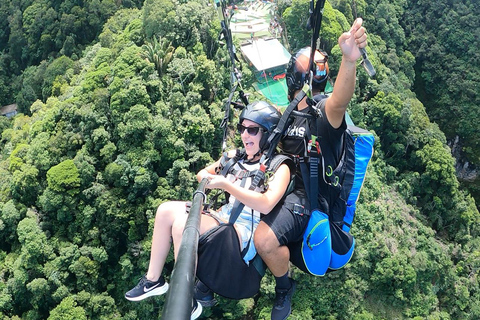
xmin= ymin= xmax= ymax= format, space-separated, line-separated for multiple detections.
xmin=124 ymin=101 xmax=292 ymax=319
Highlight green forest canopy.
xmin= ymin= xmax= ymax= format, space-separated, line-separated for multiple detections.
xmin=0 ymin=0 xmax=479 ymax=319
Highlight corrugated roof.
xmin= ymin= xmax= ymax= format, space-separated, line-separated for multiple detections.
xmin=0 ymin=104 xmax=17 ymax=115
xmin=240 ymin=38 xmax=291 ymax=71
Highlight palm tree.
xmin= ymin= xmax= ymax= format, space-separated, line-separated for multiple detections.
xmin=141 ymin=36 xmax=175 ymax=77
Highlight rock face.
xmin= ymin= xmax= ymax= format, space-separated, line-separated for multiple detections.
xmin=457 ymin=161 xmax=478 ymax=182
xmin=449 ymin=135 xmax=478 ymax=182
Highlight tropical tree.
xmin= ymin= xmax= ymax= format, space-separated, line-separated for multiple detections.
xmin=141 ymin=35 xmax=174 ymax=77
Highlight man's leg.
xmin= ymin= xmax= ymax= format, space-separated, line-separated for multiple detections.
xmin=255 ymin=221 xmax=296 ymax=320
xmin=254 ymin=196 xmax=309 ymax=320
xmin=254 ymin=221 xmax=290 ymax=277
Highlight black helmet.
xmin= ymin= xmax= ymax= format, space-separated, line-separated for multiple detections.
xmin=285 ymin=47 xmax=329 ymax=101
xmin=239 ymin=101 xmax=281 ymax=151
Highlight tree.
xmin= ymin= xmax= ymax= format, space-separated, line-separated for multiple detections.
xmin=282 ymin=0 xmax=311 ymax=51
xmin=27 ymin=132 xmax=54 ymax=171
xmin=48 ymin=296 xmax=87 ymax=320
xmin=0 ymin=200 xmax=22 ymax=248
xmin=37 ymin=159 xmax=81 ymax=230
xmin=10 ymin=164 xmax=40 ymax=207
xmin=16 ymin=212 xmax=54 ymax=272
xmin=192 ymin=51 xmax=223 ymax=103
xmin=116 ymin=104 xmax=153 ymax=148
xmin=42 ymin=55 xmax=74 ymax=100
xmin=46 ymin=159 xmax=80 ymax=194
xmin=366 ymin=92 xmax=406 ymax=161
xmin=108 ymin=46 xmax=153 ymax=119
xmin=167 ymin=47 xmax=196 ymax=95
xmin=402 ymin=0 xmax=480 ymax=167
xmin=26 ymin=278 xmax=51 ymax=312
xmin=141 ymin=35 xmax=174 ymax=77
xmin=16 ymin=63 xmax=48 ymax=115
xmin=0 ymin=53 xmax=13 ymax=106
xmin=143 ymin=0 xmax=176 ymax=40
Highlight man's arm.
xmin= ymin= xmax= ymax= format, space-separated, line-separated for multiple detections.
xmin=325 ymin=18 xmax=367 ymax=128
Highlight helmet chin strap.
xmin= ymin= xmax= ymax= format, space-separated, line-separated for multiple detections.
xmin=246 ymin=149 xmax=262 ymax=161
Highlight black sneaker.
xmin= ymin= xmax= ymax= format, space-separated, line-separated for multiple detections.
xmin=125 ymin=275 xmax=169 ymax=301
xmin=191 ymin=298 xmax=203 ymax=320
xmin=194 ymin=280 xmax=217 ymax=307
xmin=271 ymin=278 xmax=296 ymax=320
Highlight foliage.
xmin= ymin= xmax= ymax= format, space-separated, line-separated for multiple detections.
xmin=359 ymin=0 xmax=480 ymax=201
xmin=141 ymin=35 xmax=174 ymax=77
xmin=48 ymin=296 xmax=87 ymax=320
xmin=0 ymin=0 xmax=479 ymax=319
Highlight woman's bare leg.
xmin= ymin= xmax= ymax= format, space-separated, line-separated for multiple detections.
xmin=171 ymin=213 xmax=220 ymax=259
xmin=145 ymin=201 xmax=188 ymax=281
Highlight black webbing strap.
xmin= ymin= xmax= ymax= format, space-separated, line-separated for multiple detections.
xmin=227 ymin=161 xmax=267 ymax=225
xmin=226 ymin=163 xmax=267 ymax=260
xmin=220 ymin=83 xmax=239 ymax=151
xmin=220 ymin=156 xmax=237 ymax=177
xmin=307 ymin=0 xmax=326 ymax=87
xmin=293 ymin=0 xmax=326 ymax=210
xmin=217 ymin=0 xmax=249 ymax=152
xmin=299 ymin=160 xmax=310 ymax=197
xmin=307 ymin=135 xmax=321 ymax=209
xmin=293 ymin=102 xmax=323 ymax=210
xmin=228 ymin=179 xmax=248 ymax=224
xmin=265 ymin=84 xmax=309 ymax=161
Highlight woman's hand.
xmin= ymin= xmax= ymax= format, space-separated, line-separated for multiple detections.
xmin=205 ymin=174 xmax=229 ymax=190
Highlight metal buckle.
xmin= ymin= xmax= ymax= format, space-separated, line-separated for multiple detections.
xmin=234 ymin=169 xmax=247 ymax=179
xmin=307 ymin=139 xmax=320 ymax=154
xmin=293 ymin=203 xmax=305 ymax=215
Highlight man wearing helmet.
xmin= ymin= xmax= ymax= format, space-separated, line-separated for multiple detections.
xmin=124 ymin=101 xmax=292 ymax=319
xmin=286 ymin=47 xmax=330 ymax=100
xmin=254 ymin=18 xmax=369 ymax=320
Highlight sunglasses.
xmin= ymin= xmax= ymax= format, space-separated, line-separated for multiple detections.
xmin=236 ymin=124 xmax=263 ymax=136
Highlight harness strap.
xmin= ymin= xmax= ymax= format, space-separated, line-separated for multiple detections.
xmin=229 ymin=167 xmax=262 ymax=180
xmin=307 ymin=0 xmax=326 ymax=88
xmin=294 ymin=103 xmax=350 ymax=212
xmin=292 ymin=105 xmax=322 ymax=210
xmin=249 ymin=163 xmax=266 ymax=190
xmin=228 ymin=154 xmax=267 ymax=224
xmin=228 ymin=178 xmax=248 ymax=224
xmin=228 ymin=161 xmax=267 ymax=260
xmin=284 ymin=202 xmax=310 ymax=215
xmin=240 ymin=214 xmax=255 ymax=258
xmin=299 ymin=159 xmax=310 ymax=198
xmin=228 ymin=153 xmax=289 ymax=224
xmin=208 ymin=150 xmax=245 ymax=211
xmin=265 ymin=85 xmax=309 ymax=161
xmin=308 ymin=135 xmax=321 ymax=210
xmin=220 ymin=149 xmax=245 ymax=176
xmin=216 ymin=153 xmax=294 ymax=259
xmin=219 ymin=154 xmax=234 ymax=176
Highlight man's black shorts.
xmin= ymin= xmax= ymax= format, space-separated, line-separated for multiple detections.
xmin=260 ymin=190 xmax=310 ymax=246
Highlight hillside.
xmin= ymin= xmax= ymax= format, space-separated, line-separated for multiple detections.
xmin=0 ymin=0 xmax=479 ymax=319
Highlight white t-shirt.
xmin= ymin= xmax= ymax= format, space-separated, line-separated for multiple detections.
xmin=212 ymin=159 xmax=266 ymax=264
